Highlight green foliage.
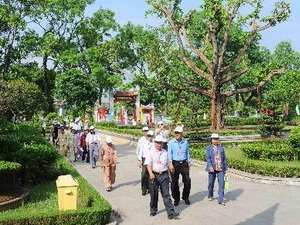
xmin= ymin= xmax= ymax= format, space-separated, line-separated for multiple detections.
xmin=0 ymin=158 xmax=111 ymax=225
xmin=225 ymin=117 xmax=262 ymax=126
xmin=0 ymin=121 xmax=59 ymax=185
xmin=0 ymin=161 xmax=21 ymax=172
xmin=0 ymin=79 xmax=47 ymax=120
xmin=190 ymin=141 xmax=300 ymax=178
xmin=0 ymin=161 xmax=22 ymax=185
xmin=240 ymin=141 xmax=299 ymax=161
xmin=227 ymin=156 xmax=300 ymax=178
xmin=288 ymin=125 xmax=300 ymax=149
xmin=16 ymin=143 xmax=60 ymax=185
xmin=259 ymin=90 xmax=285 ymax=136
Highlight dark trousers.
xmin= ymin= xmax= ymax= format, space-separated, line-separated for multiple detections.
xmin=81 ymin=146 xmax=90 ymax=163
xmin=171 ymin=161 xmax=191 ymax=202
xmin=208 ymin=171 xmax=225 ymax=203
xmin=141 ymin=158 xmax=149 ymax=192
xmin=148 ymin=172 xmax=175 ymax=215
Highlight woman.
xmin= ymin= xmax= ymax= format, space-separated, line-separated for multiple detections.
xmin=205 ymin=133 xmax=228 ymax=205
xmin=100 ymin=136 xmax=118 ymax=191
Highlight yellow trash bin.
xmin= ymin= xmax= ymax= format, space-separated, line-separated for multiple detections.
xmin=56 ymin=174 xmax=78 ymax=211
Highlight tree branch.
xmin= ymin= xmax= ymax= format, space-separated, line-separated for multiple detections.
xmin=221 ymin=67 xmax=249 ymax=85
xmin=222 ymin=68 xmax=285 ymax=97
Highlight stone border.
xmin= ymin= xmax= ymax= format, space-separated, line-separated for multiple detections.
xmin=0 ymin=186 xmax=29 ymax=212
xmin=99 ymin=130 xmax=300 ymax=186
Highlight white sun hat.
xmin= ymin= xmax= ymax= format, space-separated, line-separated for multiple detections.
xmin=146 ymin=130 xmax=154 ymax=136
xmin=106 ymin=136 xmax=113 ymax=143
xmin=154 ymin=135 xmax=165 ymax=142
xmin=142 ymin=126 xmax=149 ymax=131
xmin=210 ymin=133 xmax=220 ymax=139
xmin=174 ymin=126 xmax=183 ymax=133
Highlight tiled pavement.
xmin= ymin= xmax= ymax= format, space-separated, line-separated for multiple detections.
xmin=71 ymin=132 xmax=300 ymax=225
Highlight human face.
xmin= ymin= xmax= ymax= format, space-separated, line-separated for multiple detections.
xmin=147 ymin=135 xmax=153 ymax=141
xmin=211 ymin=138 xmax=219 ymax=146
xmin=174 ymin=131 xmax=183 ymax=140
xmin=154 ymin=141 xmax=163 ymax=150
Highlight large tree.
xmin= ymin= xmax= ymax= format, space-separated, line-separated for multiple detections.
xmin=55 ymin=8 xmax=121 ymax=112
xmin=23 ymin=0 xmax=95 ymax=113
xmin=146 ymin=0 xmax=291 ymax=130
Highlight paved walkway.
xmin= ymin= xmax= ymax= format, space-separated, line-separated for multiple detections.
xmin=71 ymin=133 xmax=300 ymax=225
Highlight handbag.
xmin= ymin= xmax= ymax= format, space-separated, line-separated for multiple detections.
xmin=224 ymin=174 xmax=230 ymax=190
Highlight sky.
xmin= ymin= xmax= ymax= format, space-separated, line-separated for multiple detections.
xmin=85 ymin=0 xmax=300 ymax=53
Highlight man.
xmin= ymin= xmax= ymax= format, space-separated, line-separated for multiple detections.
xmin=137 ymin=130 xmax=154 ymax=196
xmin=155 ymin=121 xmax=171 ymax=149
xmin=67 ymin=127 xmax=79 ymax=162
xmin=85 ymin=125 xmax=100 ymax=169
xmin=168 ymin=126 xmax=191 ymax=206
xmin=136 ymin=126 xmax=149 ymax=156
xmin=144 ymin=135 xmax=179 ymax=220
xmin=56 ymin=127 xmax=68 ymax=156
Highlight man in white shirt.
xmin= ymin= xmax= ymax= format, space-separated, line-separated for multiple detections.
xmin=85 ymin=125 xmax=100 ymax=169
xmin=137 ymin=130 xmax=154 ymax=196
xmin=144 ymin=135 xmax=179 ymax=220
xmin=136 ymin=126 xmax=149 ymax=156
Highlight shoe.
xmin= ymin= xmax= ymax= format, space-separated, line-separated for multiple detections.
xmin=174 ymin=201 xmax=179 ymax=206
xmin=208 ymin=197 xmax=213 ymax=201
xmin=168 ymin=211 xmax=179 ymax=219
xmin=92 ymin=166 xmax=95 ymax=169
xmin=183 ymin=199 xmax=190 ymax=205
xmin=142 ymin=191 xmax=147 ymax=196
xmin=107 ymin=188 xmax=111 ymax=192
xmin=150 ymin=212 xmax=156 ymax=217
xmin=218 ymin=202 xmax=226 ymax=206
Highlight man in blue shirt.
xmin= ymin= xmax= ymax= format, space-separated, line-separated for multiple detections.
xmin=168 ymin=126 xmax=191 ymax=206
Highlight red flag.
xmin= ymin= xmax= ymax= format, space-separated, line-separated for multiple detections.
xmin=119 ymin=107 xmax=124 ymax=122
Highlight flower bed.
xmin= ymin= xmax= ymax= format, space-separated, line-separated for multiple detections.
xmin=0 ymin=186 xmax=29 ymax=212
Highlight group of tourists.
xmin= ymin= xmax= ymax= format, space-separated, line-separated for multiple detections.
xmin=52 ymin=117 xmax=118 ymax=192
xmin=136 ymin=121 xmax=228 ymax=220
xmin=52 ymin=117 xmax=228 ymax=220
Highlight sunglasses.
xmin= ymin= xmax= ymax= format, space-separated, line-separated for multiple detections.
xmin=175 ymin=132 xmax=182 ymax=134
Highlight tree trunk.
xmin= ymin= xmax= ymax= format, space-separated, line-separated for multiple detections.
xmin=210 ymin=92 xmax=224 ymax=131
xmin=42 ymin=55 xmax=52 ymax=114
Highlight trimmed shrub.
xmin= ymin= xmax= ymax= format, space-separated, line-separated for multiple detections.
xmin=15 ymin=143 xmax=60 ymax=185
xmin=288 ymin=125 xmax=300 ymax=148
xmin=240 ymin=141 xmax=299 ymax=161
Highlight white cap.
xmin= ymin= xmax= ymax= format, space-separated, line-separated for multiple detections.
xmin=142 ymin=126 xmax=149 ymax=131
xmin=174 ymin=126 xmax=183 ymax=133
xmin=90 ymin=125 xmax=95 ymax=130
xmin=106 ymin=136 xmax=113 ymax=143
xmin=211 ymin=133 xmax=220 ymax=139
xmin=154 ymin=135 xmax=165 ymax=142
xmin=157 ymin=121 xmax=164 ymax=126
xmin=75 ymin=117 xmax=80 ymax=122
xmin=146 ymin=130 xmax=154 ymax=136
xmin=72 ymin=124 xmax=80 ymax=130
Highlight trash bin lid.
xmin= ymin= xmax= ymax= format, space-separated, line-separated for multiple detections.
xmin=56 ymin=174 xmax=78 ymax=187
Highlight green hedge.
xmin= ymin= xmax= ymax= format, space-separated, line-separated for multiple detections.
xmin=190 ymin=143 xmax=300 ymax=178
xmin=0 ymin=161 xmax=22 ymax=185
xmin=0 ymin=158 xmax=111 ymax=225
xmin=15 ymin=143 xmax=61 ymax=185
xmin=0 ymin=161 xmax=21 ymax=172
xmin=240 ymin=141 xmax=300 ymax=161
